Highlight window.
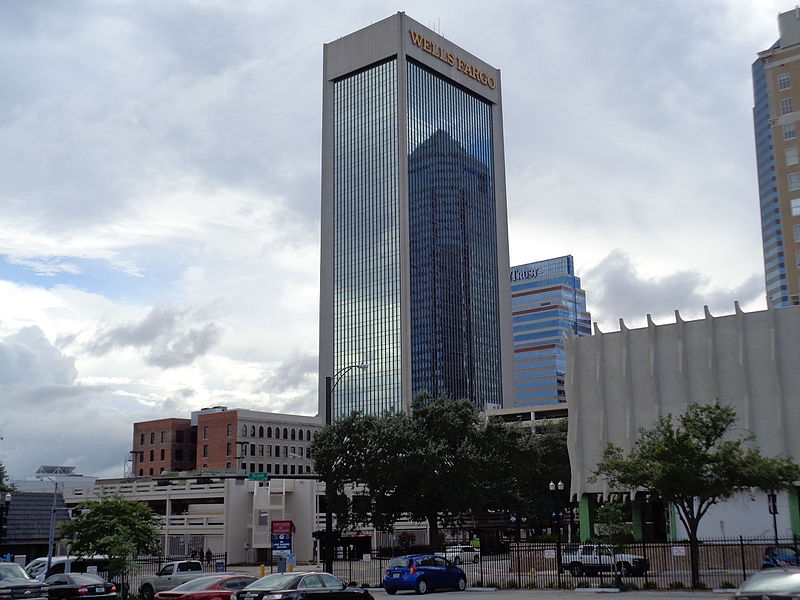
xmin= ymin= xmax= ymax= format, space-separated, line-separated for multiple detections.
xmin=266 ymin=464 xmax=271 ymax=473
xmin=139 ymin=469 xmax=143 ymax=476
xmin=160 ymin=449 xmax=165 ymax=461
xmin=226 ymin=424 xmax=232 ymax=437
xmin=793 ymin=198 xmax=800 ymax=216
xmin=780 ymin=73 xmax=791 ymax=90
xmin=785 ymin=123 xmax=797 ymax=140
xmin=242 ymin=444 xmax=247 ymax=456
xmin=250 ymin=443 xmax=256 ymax=455
xmin=226 ymin=462 xmax=231 ymax=468
xmin=307 ymin=447 xmax=312 ymax=459
xmin=284 ymin=446 xmax=289 ymax=457
xmin=274 ymin=464 xmax=279 ymax=474
xmin=140 ymin=433 xmax=145 ymax=445
xmin=160 ymin=431 xmax=166 ymax=443
xmin=267 ymin=427 xmax=272 ymax=438
xmin=251 ymin=426 xmax=256 ymax=436
xmin=298 ymin=447 xmax=304 ymax=458
xmin=150 ymin=432 xmax=155 ymax=444
xmin=203 ymin=445 xmax=208 ymax=457
xmin=782 ymin=97 xmax=793 ymax=115
xmin=298 ymin=430 xmax=304 ymax=441
xmin=291 ymin=429 xmax=296 ymax=440
xmin=176 ymin=430 xmax=184 ymax=443
xmin=787 ymin=147 xmax=799 ymax=166
xmin=259 ymin=426 xmax=264 ymax=437
xmin=149 ymin=450 xmax=154 ymax=461
xmin=203 ymin=426 xmax=209 ymax=440
xmin=275 ymin=445 xmax=280 ymax=456
xmin=306 ymin=465 xmax=311 ymax=473
xmin=796 ymin=249 xmax=800 ymax=268
xmin=258 ymin=463 xmax=264 ymax=472
xmin=283 ymin=428 xmax=288 ymax=439
xmin=274 ymin=428 xmax=280 ymax=440
xmin=307 ymin=429 xmax=312 ymax=441
xmin=226 ymin=443 xmax=231 ymax=456
xmin=291 ymin=446 xmax=296 ymax=456
xmin=266 ymin=446 xmax=272 ymax=457
xmin=250 ymin=463 xmax=256 ymax=473
xmin=258 ymin=444 xmax=264 ymax=456
xmin=282 ymin=464 xmax=288 ymax=474
xmin=241 ymin=425 xmax=247 ymax=436
xmin=175 ymin=449 xmax=183 ymax=461
xmin=789 ymin=173 xmax=800 ymax=191
xmin=290 ymin=465 xmax=296 ymax=474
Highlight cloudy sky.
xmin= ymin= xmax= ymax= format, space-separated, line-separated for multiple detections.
xmin=0 ymin=0 xmax=786 ymax=480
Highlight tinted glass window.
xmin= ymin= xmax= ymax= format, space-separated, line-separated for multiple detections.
xmin=172 ymin=576 xmax=225 ymax=591
xmin=248 ymin=573 xmax=301 ymax=590
xmin=319 ymin=574 xmax=345 ymax=589
xmin=298 ymin=575 xmax=324 ymax=589
xmin=66 ymin=574 xmax=106 ymax=585
xmin=220 ymin=578 xmax=257 ymax=590
xmin=387 ymin=558 xmax=411 ymax=568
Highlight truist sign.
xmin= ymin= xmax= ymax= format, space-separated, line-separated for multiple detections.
xmin=409 ymin=30 xmax=497 ymax=89
xmin=510 ymin=267 xmax=541 ymax=282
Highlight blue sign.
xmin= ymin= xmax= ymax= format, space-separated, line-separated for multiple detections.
xmin=272 ymin=533 xmax=292 ymax=551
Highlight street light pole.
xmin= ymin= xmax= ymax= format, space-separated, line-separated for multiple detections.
xmin=46 ymin=480 xmax=60 ymax=575
xmin=768 ymin=491 xmax=779 ymax=546
xmin=323 ymin=363 xmax=367 ymax=574
xmin=549 ymin=481 xmax=565 ymax=588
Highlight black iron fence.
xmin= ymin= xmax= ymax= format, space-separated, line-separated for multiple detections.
xmin=327 ymin=537 xmax=797 ymax=591
xmin=122 ymin=553 xmax=227 ymax=598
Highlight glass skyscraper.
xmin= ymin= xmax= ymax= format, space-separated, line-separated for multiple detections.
xmin=319 ymin=13 xmax=513 ymax=419
xmin=753 ymin=10 xmax=800 ymax=308
xmin=510 ymin=256 xmax=591 ymax=407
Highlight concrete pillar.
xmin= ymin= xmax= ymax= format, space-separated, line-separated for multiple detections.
xmin=579 ymin=493 xmax=597 ymax=541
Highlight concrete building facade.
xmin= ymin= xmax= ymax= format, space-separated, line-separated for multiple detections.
xmin=753 ymin=9 xmax=800 ymax=307
xmin=319 ymin=12 xmax=513 ymax=418
xmin=565 ymin=303 xmax=800 ymax=540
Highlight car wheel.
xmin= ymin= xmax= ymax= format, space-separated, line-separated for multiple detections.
xmin=452 ymin=556 xmax=461 ymax=565
xmin=569 ymin=563 xmax=583 ymax=577
xmin=385 ymin=588 xmax=397 ymax=596
xmin=140 ymin=585 xmax=155 ymax=600
xmin=415 ymin=578 xmax=428 ymax=595
xmin=472 ymin=555 xmax=479 ymax=563
xmin=617 ymin=561 xmax=632 ymax=576
xmin=457 ymin=577 xmax=466 ymax=591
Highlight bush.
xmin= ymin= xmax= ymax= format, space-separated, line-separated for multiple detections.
xmin=621 ymin=582 xmax=639 ymax=591
xmin=720 ymin=580 xmax=737 ymax=589
xmin=642 ymin=580 xmax=658 ymax=590
xmin=692 ymin=581 xmax=709 ymax=590
xmin=504 ymin=579 xmax=518 ymax=589
xmin=668 ymin=581 xmax=685 ymax=589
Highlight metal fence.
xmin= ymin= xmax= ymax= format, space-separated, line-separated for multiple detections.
xmin=328 ymin=537 xmax=797 ymax=591
xmin=122 ymin=553 xmax=227 ymax=597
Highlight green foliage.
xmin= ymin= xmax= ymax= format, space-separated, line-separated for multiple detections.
xmin=58 ymin=495 xmax=161 ymax=578
xmin=593 ymin=500 xmax=632 ymax=547
xmin=668 ymin=581 xmax=686 ymax=589
xmin=720 ymin=580 xmax=737 ymax=589
xmin=0 ymin=462 xmax=13 ymax=492
xmin=312 ymin=394 xmax=568 ymax=539
xmin=591 ymin=402 xmax=800 ymax=588
xmin=504 ymin=579 xmax=518 ymax=589
xmin=642 ymin=580 xmax=658 ymax=590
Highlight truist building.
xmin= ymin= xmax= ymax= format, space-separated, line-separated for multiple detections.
xmin=319 ymin=13 xmax=513 ymax=419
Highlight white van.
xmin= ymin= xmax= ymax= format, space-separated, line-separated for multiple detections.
xmin=24 ymin=556 xmax=110 ymax=581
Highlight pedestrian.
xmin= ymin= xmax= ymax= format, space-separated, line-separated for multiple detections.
xmin=205 ymin=549 xmax=212 ymax=566
xmin=191 ymin=549 xmax=197 ymax=560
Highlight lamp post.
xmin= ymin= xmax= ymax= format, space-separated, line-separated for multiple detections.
xmin=768 ymin=491 xmax=779 ymax=546
xmin=323 ymin=362 xmax=368 ymax=574
xmin=549 ymin=481 xmax=565 ymax=588
xmin=0 ymin=492 xmax=11 ymax=555
xmin=45 ymin=480 xmax=60 ymax=574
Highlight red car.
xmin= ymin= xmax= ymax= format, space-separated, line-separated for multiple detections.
xmin=155 ymin=575 xmax=258 ymax=600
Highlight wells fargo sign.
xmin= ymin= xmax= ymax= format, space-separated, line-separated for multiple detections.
xmin=408 ymin=30 xmax=497 ymax=89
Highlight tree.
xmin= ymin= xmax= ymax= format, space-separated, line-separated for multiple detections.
xmin=58 ymin=495 xmax=161 ymax=581
xmin=0 ymin=462 xmax=13 ymax=493
xmin=591 ymin=402 xmax=800 ymax=588
xmin=312 ymin=394 xmax=569 ymax=544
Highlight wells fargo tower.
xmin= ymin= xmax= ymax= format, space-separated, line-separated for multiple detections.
xmin=319 ymin=13 xmax=513 ymax=419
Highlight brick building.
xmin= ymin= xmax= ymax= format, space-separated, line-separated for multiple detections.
xmin=132 ymin=417 xmax=196 ymax=476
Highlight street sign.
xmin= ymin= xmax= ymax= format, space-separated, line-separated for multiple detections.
xmin=272 ymin=533 xmax=292 ymax=551
xmin=248 ymin=472 xmax=270 ymax=481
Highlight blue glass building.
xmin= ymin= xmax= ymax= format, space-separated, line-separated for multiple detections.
xmin=753 ymin=10 xmax=800 ymax=308
xmin=319 ymin=13 xmax=513 ymax=419
xmin=510 ymin=256 xmax=591 ymax=407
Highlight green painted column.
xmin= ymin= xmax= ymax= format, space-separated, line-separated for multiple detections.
xmin=579 ymin=493 xmax=596 ymax=541
xmin=631 ymin=495 xmax=644 ymax=541
xmin=789 ymin=487 xmax=800 ymax=537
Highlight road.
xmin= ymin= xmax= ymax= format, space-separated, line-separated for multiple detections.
xmin=368 ymin=589 xmax=727 ymax=600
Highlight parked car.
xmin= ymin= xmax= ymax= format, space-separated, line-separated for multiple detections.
xmin=383 ymin=555 xmax=466 ymax=595
xmin=25 ymin=556 xmax=111 ymax=582
xmin=0 ymin=561 xmax=49 ymax=600
xmin=232 ymin=572 xmax=371 ymax=600
xmin=442 ymin=546 xmax=480 ymax=565
xmin=139 ymin=561 xmax=208 ymax=600
xmin=762 ymin=545 xmax=800 ymax=568
xmin=44 ymin=572 xmax=116 ymax=600
xmin=155 ymin=575 xmax=257 ymax=600
xmin=561 ymin=543 xmax=649 ymax=577
xmin=733 ymin=566 xmax=800 ymax=599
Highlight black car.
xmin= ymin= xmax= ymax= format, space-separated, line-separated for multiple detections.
xmin=232 ymin=572 xmax=372 ymax=600
xmin=43 ymin=573 xmax=117 ymax=600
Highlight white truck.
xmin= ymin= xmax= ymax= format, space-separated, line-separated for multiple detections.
xmin=138 ymin=561 xmax=208 ymax=600
xmin=560 ymin=544 xmax=650 ymax=577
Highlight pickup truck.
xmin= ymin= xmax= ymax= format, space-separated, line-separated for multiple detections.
xmin=0 ymin=561 xmax=49 ymax=600
xmin=138 ymin=561 xmax=208 ymax=600
xmin=560 ymin=544 xmax=650 ymax=577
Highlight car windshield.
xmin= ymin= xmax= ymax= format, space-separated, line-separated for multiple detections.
xmin=66 ymin=574 xmax=106 ymax=585
xmin=387 ymin=558 xmax=411 ymax=568
xmin=172 ymin=576 xmax=226 ymax=591
xmin=247 ymin=574 xmax=300 ymax=590
xmin=0 ymin=563 xmax=30 ymax=581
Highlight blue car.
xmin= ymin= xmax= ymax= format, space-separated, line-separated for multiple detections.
xmin=762 ymin=545 xmax=800 ymax=568
xmin=383 ymin=555 xmax=466 ymax=595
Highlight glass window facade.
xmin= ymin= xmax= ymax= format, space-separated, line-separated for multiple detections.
xmin=510 ymin=256 xmax=591 ymax=407
xmin=406 ymin=60 xmax=502 ymax=410
xmin=332 ymin=59 xmax=402 ymax=418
